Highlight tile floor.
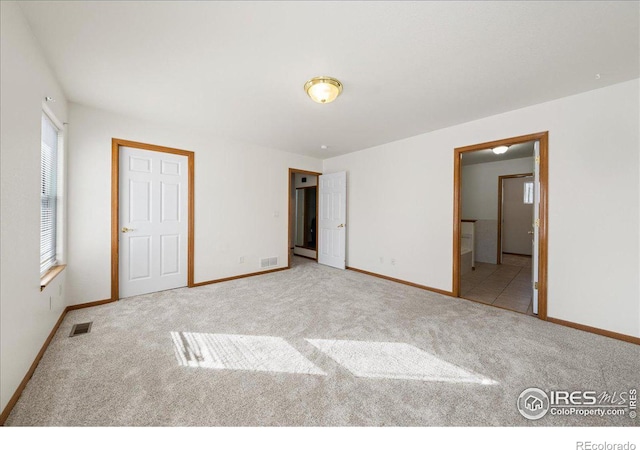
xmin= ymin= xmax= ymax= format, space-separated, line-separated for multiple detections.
xmin=461 ymin=254 xmax=534 ymax=315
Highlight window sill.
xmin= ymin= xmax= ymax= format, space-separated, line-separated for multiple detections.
xmin=40 ymin=264 xmax=66 ymax=291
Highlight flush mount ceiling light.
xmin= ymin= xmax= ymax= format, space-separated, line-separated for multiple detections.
xmin=492 ymin=145 xmax=509 ymax=155
xmin=304 ymin=76 xmax=343 ymax=104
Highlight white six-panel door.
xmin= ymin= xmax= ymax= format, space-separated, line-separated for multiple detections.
xmin=318 ymin=172 xmax=347 ymax=269
xmin=119 ymin=146 xmax=188 ymax=298
xmin=532 ymin=141 xmax=540 ymax=314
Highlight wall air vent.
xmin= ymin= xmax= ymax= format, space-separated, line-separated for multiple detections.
xmin=260 ymin=257 xmax=278 ymax=268
xmin=69 ymin=322 xmax=92 ymax=337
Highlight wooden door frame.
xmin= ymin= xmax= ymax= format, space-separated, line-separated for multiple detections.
xmin=111 ymin=138 xmax=195 ymax=301
xmin=288 ymin=168 xmax=322 ymax=268
xmin=453 ymin=131 xmax=549 ymax=319
xmin=497 ymin=173 xmax=533 ymax=264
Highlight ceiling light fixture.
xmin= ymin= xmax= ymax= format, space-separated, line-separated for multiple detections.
xmin=304 ymin=76 xmax=343 ymax=104
xmin=492 ymin=145 xmax=509 ymax=155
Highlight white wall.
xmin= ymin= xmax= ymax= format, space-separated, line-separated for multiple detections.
xmin=295 ymin=173 xmax=317 ymax=188
xmin=0 ymin=1 xmax=70 ymax=413
xmin=461 ymin=157 xmax=534 ymax=220
xmin=67 ymin=104 xmax=322 ymax=305
xmin=324 ymin=79 xmax=640 ymax=338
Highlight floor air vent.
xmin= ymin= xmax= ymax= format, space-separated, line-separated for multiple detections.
xmin=69 ymin=322 xmax=92 ymax=337
xmin=260 ymin=257 xmax=278 ymax=268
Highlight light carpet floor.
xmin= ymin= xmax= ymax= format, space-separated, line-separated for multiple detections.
xmin=6 ymin=257 xmax=640 ymax=426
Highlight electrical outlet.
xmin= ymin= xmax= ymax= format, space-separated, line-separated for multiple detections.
xmin=273 ymin=211 xmax=279 ymax=217
xmin=59 ymin=285 xmax=62 ymax=296
xmin=379 ymin=256 xmax=384 ymax=263
xmin=391 ymin=258 xmax=396 ymax=266
xmin=239 ymin=256 xmax=245 ymax=264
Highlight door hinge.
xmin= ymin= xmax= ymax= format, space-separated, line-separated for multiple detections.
xmin=534 ymin=281 xmax=538 ymax=290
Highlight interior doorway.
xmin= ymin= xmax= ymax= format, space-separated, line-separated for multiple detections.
xmin=296 ymin=186 xmax=317 ymax=251
xmin=288 ymin=168 xmax=321 ymax=267
xmin=111 ymin=138 xmax=195 ymax=301
xmin=453 ymin=132 xmax=548 ymax=319
xmin=498 ymin=173 xmax=534 ymax=264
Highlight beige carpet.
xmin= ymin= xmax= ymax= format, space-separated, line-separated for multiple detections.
xmin=5 ymin=257 xmax=639 ymax=426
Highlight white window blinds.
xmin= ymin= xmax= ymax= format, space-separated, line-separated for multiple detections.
xmin=41 ymin=113 xmax=58 ymax=274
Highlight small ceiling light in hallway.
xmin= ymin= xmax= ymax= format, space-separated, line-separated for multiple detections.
xmin=304 ymin=76 xmax=343 ymax=104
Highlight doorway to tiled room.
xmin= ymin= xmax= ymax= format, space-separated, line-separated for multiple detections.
xmin=453 ymin=132 xmax=549 ymax=318
xmin=461 ymin=172 xmax=536 ymax=315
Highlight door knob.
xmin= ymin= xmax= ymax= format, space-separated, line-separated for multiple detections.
xmin=122 ymin=227 xmax=136 ymax=233
xmin=337 ymin=224 xmax=345 ymax=228
xmin=528 ymin=231 xmax=534 ymax=235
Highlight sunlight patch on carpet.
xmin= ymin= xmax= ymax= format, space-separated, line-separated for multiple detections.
xmin=307 ymin=339 xmax=497 ymax=384
xmin=171 ymin=332 xmax=326 ymax=375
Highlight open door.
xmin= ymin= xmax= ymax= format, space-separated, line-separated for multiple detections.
xmin=532 ymin=141 xmax=540 ymax=314
xmin=454 ymin=132 xmax=547 ymax=318
xmin=318 ymin=171 xmax=347 ymax=269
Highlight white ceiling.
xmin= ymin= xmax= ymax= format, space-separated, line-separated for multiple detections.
xmin=19 ymin=1 xmax=639 ymax=158
xmin=461 ymin=141 xmax=534 ymax=166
